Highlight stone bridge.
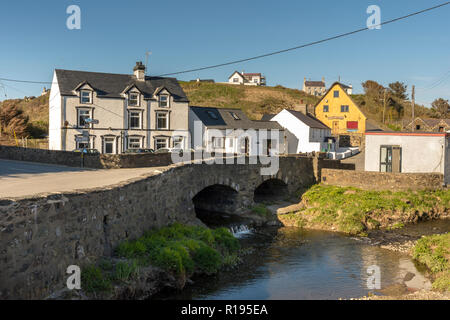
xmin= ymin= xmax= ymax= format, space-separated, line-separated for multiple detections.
xmin=0 ymin=156 xmax=319 ymax=299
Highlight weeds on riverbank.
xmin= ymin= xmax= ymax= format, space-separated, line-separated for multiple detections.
xmin=413 ymin=233 xmax=450 ymax=292
xmin=81 ymin=223 xmax=240 ymax=294
xmin=278 ymin=184 xmax=450 ymax=236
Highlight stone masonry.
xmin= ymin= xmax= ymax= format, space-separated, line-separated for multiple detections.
xmin=0 ymin=157 xmax=317 ymax=299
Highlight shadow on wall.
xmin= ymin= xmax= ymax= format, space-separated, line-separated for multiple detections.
xmin=253 ymin=179 xmax=288 ymax=203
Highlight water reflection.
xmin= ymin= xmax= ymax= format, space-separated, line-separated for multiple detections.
xmin=158 ymin=226 xmax=437 ymax=300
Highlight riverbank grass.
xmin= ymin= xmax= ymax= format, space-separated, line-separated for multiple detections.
xmin=81 ymin=223 xmax=240 ymax=294
xmin=413 ymin=233 xmax=450 ymax=292
xmin=278 ymin=184 xmax=450 ymax=236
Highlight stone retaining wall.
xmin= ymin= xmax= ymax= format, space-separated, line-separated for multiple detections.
xmin=321 ymin=168 xmax=444 ymax=191
xmin=0 ymin=145 xmax=173 ymax=168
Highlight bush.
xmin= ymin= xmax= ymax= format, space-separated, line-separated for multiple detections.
xmin=114 ymin=260 xmax=139 ymax=281
xmin=192 ymin=245 xmax=222 ymax=274
xmin=115 ymin=223 xmax=239 ymax=277
xmin=81 ymin=266 xmax=112 ymax=293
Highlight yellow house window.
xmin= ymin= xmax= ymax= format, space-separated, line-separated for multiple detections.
xmin=323 ymin=105 xmax=329 ymax=112
xmin=333 ymin=90 xmax=339 ymax=98
xmin=341 ymin=105 xmax=349 ymax=113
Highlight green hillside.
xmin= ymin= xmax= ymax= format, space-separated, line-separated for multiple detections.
xmin=0 ymin=81 xmax=436 ymax=140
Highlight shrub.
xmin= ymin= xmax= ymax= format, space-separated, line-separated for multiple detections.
xmin=192 ymin=245 xmax=222 ymax=274
xmin=114 ymin=260 xmax=139 ymax=281
xmin=81 ymin=266 xmax=112 ymax=293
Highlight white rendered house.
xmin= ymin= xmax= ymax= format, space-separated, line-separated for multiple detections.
xmin=267 ymin=109 xmax=333 ymax=154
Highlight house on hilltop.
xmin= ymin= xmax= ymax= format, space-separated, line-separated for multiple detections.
xmin=302 ymin=77 xmax=326 ymax=96
xmin=49 ymin=61 xmax=190 ymax=153
xmin=228 ymin=71 xmax=266 ymax=86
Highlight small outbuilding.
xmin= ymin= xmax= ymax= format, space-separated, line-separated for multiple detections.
xmin=364 ymin=132 xmax=450 ymax=184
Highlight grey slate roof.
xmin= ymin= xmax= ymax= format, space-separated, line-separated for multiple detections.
xmin=285 ymin=109 xmax=330 ymax=130
xmin=305 ymin=81 xmax=325 ymax=87
xmin=190 ymin=106 xmax=283 ymax=130
xmin=55 ymin=69 xmax=189 ymax=102
xmin=261 ymin=114 xmax=275 ymax=121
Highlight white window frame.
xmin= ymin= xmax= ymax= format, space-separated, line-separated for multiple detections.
xmin=159 ymin=94 xmax=169 ymax=108
xmin=212 ymin=137 xmax=225 ymax=149
xmin=80 ymin=90 xmax=92 ymax=104
xmin=128 ymin=137 xmax=142 ymax=150
xmin=128 ymin=92 xmax=139 ymax=107
xmin=103 ymin=136 xmax=116 ymax=154
xmin=77 ymin=108 xmax=91 ymax=128
xmin=173 ymin=136 xmax=184 ymax=149
xmin=156 ymin=112 xmax=169 ymax=130
xmin=155 ymin=137 xmax=169 ymax=150
xmin=128 ymin=110 xmax=142 ymax=129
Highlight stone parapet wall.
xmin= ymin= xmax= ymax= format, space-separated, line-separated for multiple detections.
xmin=0 ymin=146 xmax=173 ymax=169
xmin=0 ymin=157 xmax=316 ymax=299
xmin=321 ymin=168 xmax=444 ymax=191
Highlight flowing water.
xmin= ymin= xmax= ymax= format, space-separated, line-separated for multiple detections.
xmin=159 ymin=218 xmax=450 ymax=300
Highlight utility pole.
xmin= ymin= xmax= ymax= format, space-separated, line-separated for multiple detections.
xmin=411 ymin=85 xmax=415 ymax=132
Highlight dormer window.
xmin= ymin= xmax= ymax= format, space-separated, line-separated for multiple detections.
xmin=81 ymin=90 xmax=92 ymax=104
xmin=159 ymin=94 xmax=169 ymax=108
xmin=129 ymin=92 xmax=139 ymax=106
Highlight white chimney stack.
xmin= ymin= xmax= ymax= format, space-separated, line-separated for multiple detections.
xmin=133 ymin=61 xmax=146 ymax=81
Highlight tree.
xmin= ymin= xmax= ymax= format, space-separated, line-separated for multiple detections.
xmin=430 ymin=98 xmax=450 ymax=119
xmin=0 ymin=103 xmax=29 ymax=137
xmin=388 ymin=81 xmax=408 ymax=100
xmin=362 ymin=80 xmax=385 ymax=101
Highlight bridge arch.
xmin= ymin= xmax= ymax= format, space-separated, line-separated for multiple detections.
xmin=192 ymin=184 xmax=241 ymax=224
xmin=253 ymin=178 xmax=288 ymax=203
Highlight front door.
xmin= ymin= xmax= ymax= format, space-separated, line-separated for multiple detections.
xmin=104 ymin=137 xmax=115 ymax=154
xmin=332 ymin=121 xmax=339 ymax=135
xmin=380 ymin=146 xmax=401 ymax=173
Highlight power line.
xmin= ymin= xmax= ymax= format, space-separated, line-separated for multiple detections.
xmin=155 ymin=2 xmax=450 ymax=77
xmin=0 ymin=2 xmax=449 ymax=84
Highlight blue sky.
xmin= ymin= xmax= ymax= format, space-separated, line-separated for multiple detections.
xmin=0 ymin=0 xmax=449 ymax=107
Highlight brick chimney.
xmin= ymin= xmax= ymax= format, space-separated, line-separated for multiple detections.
xmin=133 ymin=61 xmax=146 ymax=81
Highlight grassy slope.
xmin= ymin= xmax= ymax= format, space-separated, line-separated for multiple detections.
xmin=0 ymin=82 xmax=432 ymax=135
xmin=179 ymin=82 xmax=319 ymax=120
xmin=413 ymin=233 xmax=450 ymax=292
xmin=278 ymin=184 xmax=450 ymax=235
xmin=0 ymin=95 xmax=49 ymax=138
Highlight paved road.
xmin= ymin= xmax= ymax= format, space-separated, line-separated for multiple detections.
xmin=0 ymin=159 xmax=167 ymax=199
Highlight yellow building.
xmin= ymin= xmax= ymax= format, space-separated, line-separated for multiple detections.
xmin=314 ymin=82 xmax=366 ymax=135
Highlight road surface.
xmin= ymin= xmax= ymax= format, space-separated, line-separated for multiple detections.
xmin=0 ymin=159 xmax=167 ymax=199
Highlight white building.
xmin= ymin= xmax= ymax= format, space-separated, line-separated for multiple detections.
xmin=365 ymin=132 xmax=450 ymax=184
xmin=264 ymin=109 xmax=333 ymax=154
xmin=189 ymin=106 xmax=286 ymax=155
xmin=49 ymin=62 xmax=190 ymax=153
xmin=228 ymin=71 xmax=266 ymax=86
